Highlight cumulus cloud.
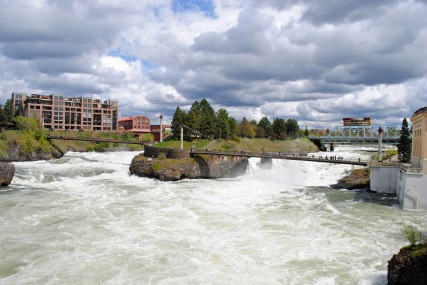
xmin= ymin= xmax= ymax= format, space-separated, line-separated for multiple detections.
xmin=0 ymin=0 xmax=426 ymax=127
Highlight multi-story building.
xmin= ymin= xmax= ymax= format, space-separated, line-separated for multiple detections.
xmin=11 ymin=92 xmax=118 ymax=131
xmin=118 ymin=116 xmax=151 ymax=134
xmin=342 ymin=117 xmax=373 ymax=126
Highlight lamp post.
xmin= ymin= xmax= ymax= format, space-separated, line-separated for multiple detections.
xmin=159 ymin=114 xmax=163 ymax=142
xmin=378 ymin=127 xmax=384 ymax=162
xmin=180 ymin=124 xmax=184 ymax=150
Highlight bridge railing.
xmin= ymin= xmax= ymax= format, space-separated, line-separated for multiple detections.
xmin=191 ymin=149 xmax=368 ymax=166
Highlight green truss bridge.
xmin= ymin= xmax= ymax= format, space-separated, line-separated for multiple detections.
xmin=309 ymin=125 xmax=401 ymax=150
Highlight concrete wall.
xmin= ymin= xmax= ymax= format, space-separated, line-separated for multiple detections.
xmin=371 ymin=165 xmax=427 ymax=210
xmin=397 ymin=170 xmax=427 ymax=210
xmin=369 ymin=165 xmax=399 ymax=194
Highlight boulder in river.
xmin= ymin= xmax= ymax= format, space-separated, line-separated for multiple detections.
xmin=0 ymin=162 xmax=15 ymax=186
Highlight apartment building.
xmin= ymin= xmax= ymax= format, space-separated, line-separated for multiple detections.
xmin=117 ymin=116 xmax=151 ymax=133
xmin=11 ymin=92 xmax=118 ymax=131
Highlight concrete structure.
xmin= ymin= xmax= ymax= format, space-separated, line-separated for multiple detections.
xmin=11 ymin=92 xmax=118 ymax=131
xmin=410 ymin=107 xmax=427 ymax=173
xmin=118 ymin=115 xmax=151 ymax=134
xmin=370 ymin=107 xmax=427 ymax=210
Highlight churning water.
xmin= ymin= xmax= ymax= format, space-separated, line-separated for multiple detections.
xmin=1 ymin=146 xmax=426 ymax=285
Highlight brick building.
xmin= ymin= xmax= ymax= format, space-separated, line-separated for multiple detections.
xmin=11 ymin=92 xmax=118 ymax=131
xmin=342 ymin=117 xmax=373 ymax=126
xmin=117 ymin=116 xmax=151 ymax=133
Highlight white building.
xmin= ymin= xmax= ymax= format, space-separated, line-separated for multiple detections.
xmin=370 ymin=107 xmax=427 ymax=210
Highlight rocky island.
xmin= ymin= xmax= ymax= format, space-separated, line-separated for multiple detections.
xmin=388 ymin=243 xmax=427 ymax=284
xmin=129 ymin=145 xmax=249 ymax=181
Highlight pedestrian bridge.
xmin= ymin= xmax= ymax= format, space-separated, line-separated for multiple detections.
xmin=190 ymin=150 xmax=367 ymax=166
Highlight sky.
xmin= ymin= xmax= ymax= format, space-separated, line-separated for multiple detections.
xmin=0 ymin=0 xmax=426 ymax=129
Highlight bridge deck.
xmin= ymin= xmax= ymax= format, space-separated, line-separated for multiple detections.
xmin=191 ymin=151 xmax=367 ymax=166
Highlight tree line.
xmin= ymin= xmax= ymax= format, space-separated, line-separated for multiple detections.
xmin=170 ymin=98 xmax=302 ymax=141
xmin=1 ymin=96 xmax=413 ymax=163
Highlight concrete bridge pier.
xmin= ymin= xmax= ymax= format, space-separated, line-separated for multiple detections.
xmin=330 ymin=143 xmax=334 ymax=151
xmin=320 ymin=143 xmax=327 ymax=151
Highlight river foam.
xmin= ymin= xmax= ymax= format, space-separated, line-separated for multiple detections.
xmin=1 ymin=147 xmax=426 ymax=284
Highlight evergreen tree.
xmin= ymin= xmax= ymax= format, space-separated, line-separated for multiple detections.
xmin=228 ymin=117 xmax=240 ymax=140
xmin=170 ymin=107 xmax=187 ymax=140
xmin=215 ymin=108 xmax=230 ymax=139
xmin=0 ymin=99 xmax=15 ymax=129
xmin=3 ymin=99 xmax=14 ymax=118
xmin=272 ymin=118 xmax=286 ymax=139
xmin=199 ymin=99 xmax=216 ymax=138
xmin=0 ymin=104 xmax=5 ymax=128
xmin=286 ymin=118 xmax=300 ymax=138
xmin=304 ymin=126 xmax=310 ymax=137
xmin=398 ymin=118 xmax=412 ymax=163
xmin=257 ymin=117 xmax=272 ymax=138
xmin=187 ymin=101 xmax=202 ymax=134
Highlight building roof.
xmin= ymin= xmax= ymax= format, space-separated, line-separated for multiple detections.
xmin=413 ymin=107 xmax=427 ymax=116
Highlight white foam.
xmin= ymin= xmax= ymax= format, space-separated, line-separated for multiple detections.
xmin=1 ymin=148 xmax=425 ymax=284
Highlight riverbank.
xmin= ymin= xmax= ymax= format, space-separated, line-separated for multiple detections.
xmin=0 ymin=130 xmax=145 ymax=162
xmin=0 ymin=131 xmax=317 ymax=162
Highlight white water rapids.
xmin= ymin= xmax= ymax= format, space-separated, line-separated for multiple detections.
xmin=1 ymin=146 xmax=426 ymax=284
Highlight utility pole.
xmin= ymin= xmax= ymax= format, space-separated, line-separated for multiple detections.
xmin=159 ymin=114 xmax=163 ymax=142
xmin=180 ymin=124 xmax=184 ymax=150
xmin=378 ymin=127 xmax=383 ymax=162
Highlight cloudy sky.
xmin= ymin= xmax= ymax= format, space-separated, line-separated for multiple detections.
xmin=1 ymin=0 xmax=426 ymax=128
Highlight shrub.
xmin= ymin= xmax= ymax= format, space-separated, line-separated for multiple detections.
xmin=94 ymin=142 xmax=109 ymax=152
xmin=14 ymin=117 xmax=40 ymax=132
xmin=140 ymin=133 xmax=154 ymax=142
xmin=0 ymin=139 xmax=8 ymax=160
xmin=20 ymin=131 xmax=36 ymax=157
xmin=402 ymin=225 xmax=422 ymax=246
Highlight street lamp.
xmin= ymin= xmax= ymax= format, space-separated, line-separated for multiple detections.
xmin=378 ymin=127 xmax=384 ymax=162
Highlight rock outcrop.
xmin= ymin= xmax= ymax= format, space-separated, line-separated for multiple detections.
xmin=330 ymin=168 xmax=370 ymax=190
xmin=129 ymin=153 xmax=249 ymax=181
xmin=387 ymin=244 xmax=427 ymax=285
xmin=0 ymin=162 xmax=15 ymax=186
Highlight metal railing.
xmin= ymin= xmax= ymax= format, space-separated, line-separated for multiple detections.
xmin=405 ymin=187 xmax=418 ymax=209
xmin=190 ymin=150 xmax=368 ymax=166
